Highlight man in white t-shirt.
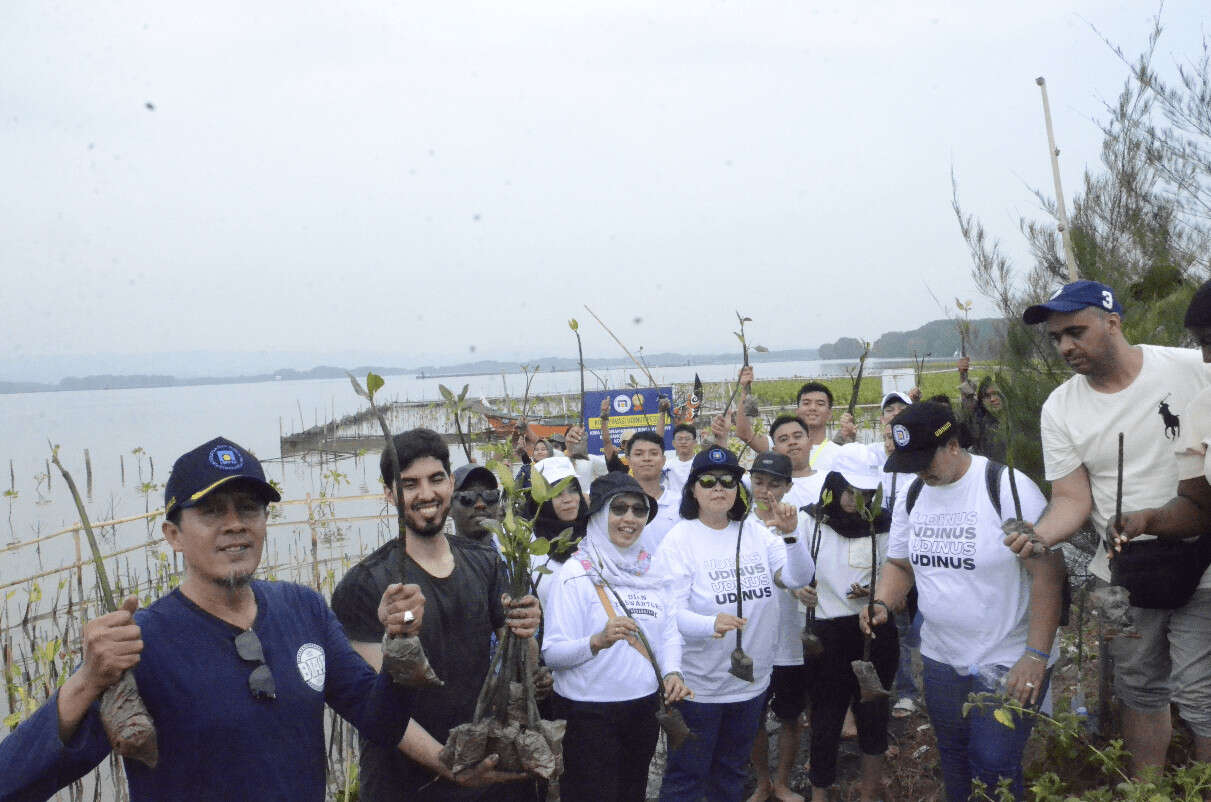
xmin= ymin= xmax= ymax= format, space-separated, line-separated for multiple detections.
xmin=734 ymin=366 xmax=845 ymax=471
xmin=623 ymin=430 xmax=681 ymax=551
xmin=1106 ymin=279 xmax=1211 ymax=767
xmin=665 ymin=422 xmax=698 ymax=497
xmin=1005 ymin=279 xmax=1211 ymax=774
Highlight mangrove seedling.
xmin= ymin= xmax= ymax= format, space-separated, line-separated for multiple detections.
xmin=49 ymin=443 xmax=159 ymax=768
xmin=844 ymin=340 xmax=872 ymax=420
xmin=440 ymin=464 xmax=569 ymax=780
xmin=722 ymin=311 xmax=767 ymax=419
xmin=800 ymin=488 xmax=833 ymax=657
xmin=851 ymin=486 xmax=890 ymax=702
xmin=437 ymin=383 xmax=474 ymax=463
xmin=348 ymin=373 xmax=443 ymax=688
xmin=728 ymin=512 xmax=755 ymax=683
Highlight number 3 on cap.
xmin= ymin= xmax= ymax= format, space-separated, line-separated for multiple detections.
xmin=1102 ymin=290 xmax=1113 ymax=310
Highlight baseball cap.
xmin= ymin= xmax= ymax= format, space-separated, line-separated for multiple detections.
xmin=164 ymin=437 xmax=281 ymax=516
xmin=829 ymin=442 xmax=883 ymax=490
xmin=880 ymin=391 xmax=912 ymax=410
xmin=687 ymin=446 xmax=745 ymax=485
xmin=452 ymin=464 xmax=497 ymax=492
xmin=749 ymin=451 xmax=793 ymax=483
xmin=587 ymin=472 xmax=658 ymax=522
xmin=1022 ymin=280 xmax=1123 ymax=325
xmin=883 ymin=403 xmax=958 ymax=474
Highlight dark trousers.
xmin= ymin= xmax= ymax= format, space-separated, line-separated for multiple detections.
xmin=552 ymin=692 xmax=659 ymax=802
xmin=659 ymin=694 xmax=767 ymax=802
xmin=805 ymin=614 xmax=897 ymax=789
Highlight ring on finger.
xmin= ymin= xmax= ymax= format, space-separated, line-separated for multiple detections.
xmin=1024 ymin=682 xmax=1035 ymax=688
xmin=403 ymin=610 xmax=415 ymax=624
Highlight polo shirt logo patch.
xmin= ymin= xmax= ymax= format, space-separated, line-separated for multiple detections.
xmin=296 ymin=643 xmax=325 ymax=691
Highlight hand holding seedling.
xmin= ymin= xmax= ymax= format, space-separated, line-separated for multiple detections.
xmin=502 ymin=594 xmax=541 ymax=639
xmin=378 ymin=583 xmax=425 ymax=637
xmin=858 ymin=602 xmax=889 ymax=636
xmin=564 ymin=426 xmax=585 ymax=447
xmin=908 ymin=386 xmax=922 ymax=403
xmin=448 ymin=754 xmax=529 ymax=788
xmin=590 ymin=615 xmax=640 ymax=653
xmin=710 ymin=413 xmax=732 ymax=444
xmin=663 ymin=673 xmax=692 ymax=703
xmin=713 ymin=613 xmax=746 ymax=637
xmin=738 ymin=365 xmax=754 ymax=392
xmin=1001 ymin=519 xmax=1048 ymax=558
xmin=599 ymin=397 xmax=610 ymax=417
xmin=78 ymin=595 xmax=143 ymax=694
xmin=533 ymin=665 xmax=553 ymax=700
xmin=1108 ymin=509 xmax=1152 ymax=554
xmin=837 ymin=411 xmax=857 ymax=443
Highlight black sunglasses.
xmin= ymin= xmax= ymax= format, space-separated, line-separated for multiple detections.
xmin=697 ymin=474 xmax=738 ymax=490
xmin=235 ymin=629 xmax=276 ymax=700
xmin=454 ymin=489 xmax=501 ymax=507
xmin=608 ymin=499 xmax=649 ymax=518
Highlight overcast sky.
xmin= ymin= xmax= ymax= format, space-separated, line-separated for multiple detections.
xmin=3 ymin=0 xmax=1206 ymax=382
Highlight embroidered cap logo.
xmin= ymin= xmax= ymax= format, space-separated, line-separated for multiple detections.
xmin=208 ymin=446 xmax=245 ymax=471
xmin=892 ymin=424 xmax=910 ymax=447
xmin=708 ymin=448 xmax=726 ymax=463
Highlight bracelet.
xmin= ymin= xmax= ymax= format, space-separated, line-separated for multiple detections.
xmin=871 ymin=599 xmax=892 ymax=616
xmin=1024 ymin=647 xmax=1050 ymax=662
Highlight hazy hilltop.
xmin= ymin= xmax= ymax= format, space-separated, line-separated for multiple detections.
xmin=817 ymin=318 xmax=1003 ymax=360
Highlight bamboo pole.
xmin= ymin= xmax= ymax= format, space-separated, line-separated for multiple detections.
xmin=1036 ymin=77 xmax=1079 ymax=282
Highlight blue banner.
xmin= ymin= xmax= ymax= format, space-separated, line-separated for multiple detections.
xmin=583 ymin=387 xmax=674 ymax=455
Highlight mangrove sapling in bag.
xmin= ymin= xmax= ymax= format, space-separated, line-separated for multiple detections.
xmin=51 ymin=445 xmax=158 ymax=767
xmin=440 ymin=464 xmax=566 ymax=780
xmin=851 ymin=486 xmax=890 ymax=703
xmin=800 ymin=489 xmax=833 ymax=658
xmin=728 ymin=517 xmax=755 ymax=683
xmin=348 ymin=373 xmax=442 ymax=688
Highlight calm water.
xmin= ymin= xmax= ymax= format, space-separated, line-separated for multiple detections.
xmin=0 ymin=357 xmax=915 ymax=584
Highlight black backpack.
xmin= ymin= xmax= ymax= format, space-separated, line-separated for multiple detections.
xmin=903 ymin=459 xmax=1071 ymax=626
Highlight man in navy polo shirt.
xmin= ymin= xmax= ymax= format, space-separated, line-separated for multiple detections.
xmin=0 ymin=436 xmax=424 ymax=802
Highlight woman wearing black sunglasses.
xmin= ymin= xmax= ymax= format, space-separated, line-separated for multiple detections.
xmin=654 ymin=448 xmax=815 ymax=802
xmin=543 ymin=473 xmax=690 ymax=801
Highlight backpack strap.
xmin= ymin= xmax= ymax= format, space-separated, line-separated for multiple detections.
xmin=905 ymin=476 xmax=925 ymax=516
xmin=984 ymin=459 xmax=1004 ymax=520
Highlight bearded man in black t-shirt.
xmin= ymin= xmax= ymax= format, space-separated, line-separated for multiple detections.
xmin=332 ymin=428 xmax=542 ymax=801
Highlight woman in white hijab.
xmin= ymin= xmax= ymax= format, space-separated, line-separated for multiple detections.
xmin=542 ymin=472 xmax=691 ymax=802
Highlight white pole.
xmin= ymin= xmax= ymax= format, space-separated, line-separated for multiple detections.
xmin=1036 ymin=77 xmax=1079 ymax=282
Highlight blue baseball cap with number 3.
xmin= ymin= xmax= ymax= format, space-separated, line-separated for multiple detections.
xmin=1022 ymin=279 xmax=1123 ymax=325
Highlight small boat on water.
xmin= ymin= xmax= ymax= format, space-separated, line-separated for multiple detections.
xmin=469 ymin=399 xmax=580 ymax=439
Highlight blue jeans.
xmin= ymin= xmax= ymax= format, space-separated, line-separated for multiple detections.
xmin=894 ymin=611 xmax=922 ymax=699
xmin=921 ymin=656 xmax=1049 ymax=802
xmin=659 ymin=694 xmax=767 ymax=802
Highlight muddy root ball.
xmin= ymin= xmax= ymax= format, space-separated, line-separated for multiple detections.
xmin=381 ymin=634 xmax=444 ymax=688
xmin=99 ymin=672 xmax=159 ymax=768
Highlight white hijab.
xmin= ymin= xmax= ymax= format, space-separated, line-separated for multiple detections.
xmin=573 ymin=504 xmax=663 ymax=592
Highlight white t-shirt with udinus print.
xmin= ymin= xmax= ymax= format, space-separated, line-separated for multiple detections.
xmin=653 ymin=518 xmax=790 ymax=703
xmin=887 ymin=455 xmax=1049 ymax=671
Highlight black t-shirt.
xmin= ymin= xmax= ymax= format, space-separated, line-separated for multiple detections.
xmin=332 ymin=536 xmax=510 ymax=801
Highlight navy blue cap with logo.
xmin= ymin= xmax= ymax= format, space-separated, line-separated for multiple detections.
xmin=883 ymin=402 xmax=959 ymax=475
xmin=1022 ymin=280 xmax=1123 ymax=325
xmin=687 ymin=446 xmax=745 ymax=484
xmin=164 ymin=436 xmax=281 ymax=516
